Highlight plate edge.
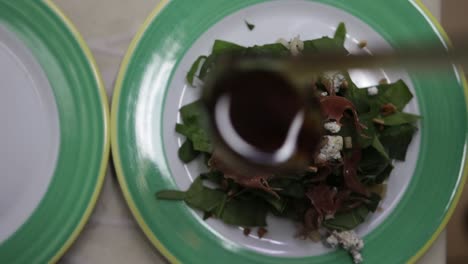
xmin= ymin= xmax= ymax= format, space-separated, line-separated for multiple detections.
xmin=408 ymin=0 xmax=468 ymax=263
xmin=109 ymin=0 xmax=179 ymax=264
xmin=42 ymin=1 xmax=111 ymax=263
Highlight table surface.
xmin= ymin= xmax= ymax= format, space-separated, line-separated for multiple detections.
xmin=53 ymin=0 xmax=446 ymax=263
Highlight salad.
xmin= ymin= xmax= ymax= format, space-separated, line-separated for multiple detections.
xmin=157 ymin=23 xmax=420 ymax=263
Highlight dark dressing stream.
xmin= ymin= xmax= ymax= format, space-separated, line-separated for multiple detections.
xmin=203 ymin=69 xmax=323 ymax=172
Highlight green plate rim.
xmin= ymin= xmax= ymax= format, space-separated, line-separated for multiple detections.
xmin=404 ymin=4 xmax=468 ymax=263
xmin=112 ymin=1 xmax=175 ymax=261
xmin=111 ymin=1 xmax=468 ymax=263
xmin=0 ymin=1 xmax=110 ymax=263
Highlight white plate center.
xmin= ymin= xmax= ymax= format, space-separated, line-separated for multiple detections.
xmin=0 ymin=25 xmax=60 ymax=242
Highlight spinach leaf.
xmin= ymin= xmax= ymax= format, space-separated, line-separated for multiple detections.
xmin=303 ymin=37 xmax=347 ymax=55
xmin=357 ymin=112 xmax=378 ymax=148
xmin=200 ymin=171 xmax=225 ymax=185
xmin=175 ymin=122 xmax=193 ymax=137
xmin=184 ymin=178 xmax=226 ymax=212
xmin=212 ymin=39 xmax=245 ymax=55
xmin=370 ymin=80 xmax=413 ymax=111
xmin=360 ymin=164 xmax=394 ymax=186
xmin=156 ymin=177 xmax=225 ymax=211
xmin=178 ymin=139 xmax=200 ymax=163
xmin=196 ymin=40 xmax=246 ymax=81
xmin=359 ymin=146 xmax=390 ymax=176
xmin=380 ymin=112 xmax=420 ymax=126
xmin=276 ymin=198 xmax=309 ymax=220
xmin=157 ymin=176 xmax=269 ymax=227
xmin=156 ymin=190 xmax=186 ymax=200
xmin=322 ymin=192 xmax=382 ymax=230
xmin=214 ymin=195 xmax=228 ymax=217
xmin=176 ymin=119 xmax=212 ymax=153
xmin=374 ymin=163 xmax=394 ymax=184
xmin=176 ymin=100 xmax=212 ymax=153
xmin=359 ymin=141 xmax=394 ymax=186
xmin=334 ymin=22 xmax=347 ymax=47
xmin=371 ymin=136 xmax=390 ymax=161
xmin=244 ymin=43 xmax=289 ymax=56
xmin=220 ymin=198 xmax=268 ymax=227
xmin=349 ymin=80 xmax=414 ymax=125
xmin=380 ymin=124 xmax=418 ymax=161
xmin=186 ymin=55 xmax=207 ymax=86
xmin=343 ymin=73 xmax=371 ymax=114
xmin=365 ymin=192 xmax=382 ymax=212
xmin=195 ymin=40 xmax=289 ymax=81
xmin=302 ymin=24 xmax=349 ymax=55
xmin=191 ymin=131 xmax=212 ymax=153
xmin=269 ymin=177 xmax=306 ymax=199
xmin=198 ymin=54 xmax=217 ymax=80
xmin=323 ymin=206 xmax=370 ymax=231
xmin=250 ymin=190 xmax=288 ymax=213
xmin=179 ymin=100 xmax=207 ymax=123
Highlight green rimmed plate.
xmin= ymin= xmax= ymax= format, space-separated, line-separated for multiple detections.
xmin=0 ymin=1 xmax=109 ymax=263
xmin=112 ymin=0 xmax=467 ymax=263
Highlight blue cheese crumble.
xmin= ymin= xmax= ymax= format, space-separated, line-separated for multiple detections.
xmin=367 ymin=86 xmax=379 ymax=96
xmin=317 ymin=136 xmax=343 ymax=161
xmin=324 ymin=71 xmax=346 ymax=93
xmin=324 ymin=121 xmax=341 ymax=134
xmin=325 ymin=230 xmax=364 ymax=264
xmin=277 ymin=36 xmax=304 ymax=56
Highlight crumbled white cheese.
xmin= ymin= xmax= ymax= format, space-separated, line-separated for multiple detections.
xmin=297 ymin=38 xmax=304 ymax=50
xmin=324 ymin=121 xmax=341 ymax=134
xmin=333 ymin=231 xmax=364 ymax=251
xmin=277 ymin=36 xmax=304 ymax=56
xmin=277 ymin=38 xmax=289 ymax=49
xmin=351 ymin=250 xmax=363 ymax=264
xmin=326 ymin=231 xmax=364 ymax=264
xmin=368 ymin=86 xmax=379 ymax=96
xmin=326 ymin=235 xmax=339 ymax=248
xmin=324 ymin=71 xmax=338 ymax=80
xmin=324 ymin=71 xmax=346 ymax=93
xmin=321 ymin=91 xmax=328 ymax=96
xmin=289 ymin=35 xmax=304 ymax=56
xmin=318 ymin=136 xmax=343 ymax=161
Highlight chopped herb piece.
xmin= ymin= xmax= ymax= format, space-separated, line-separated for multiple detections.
xmin=358 ymin=40 xmax=367 ymax=49
xmin=245 ymin=20 xmax=255 ymax=31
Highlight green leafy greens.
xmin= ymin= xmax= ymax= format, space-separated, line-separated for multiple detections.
xmin=157 ymin=23 xmax=419 ymax=242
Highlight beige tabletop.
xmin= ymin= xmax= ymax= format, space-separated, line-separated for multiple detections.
xmin=53 ymin=0 xmax=446 ymax=263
